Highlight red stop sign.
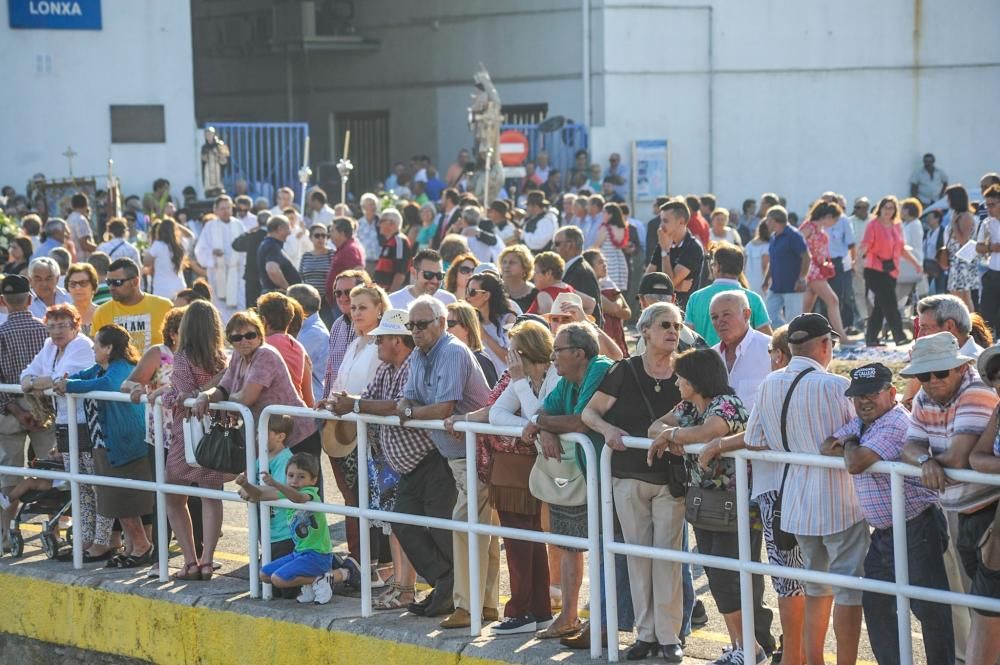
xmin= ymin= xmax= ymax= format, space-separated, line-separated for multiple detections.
xmin=499 ymin=130 xmax=529 ymax=166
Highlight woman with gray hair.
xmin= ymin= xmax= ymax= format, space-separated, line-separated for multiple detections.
xmin=581 ymin=302 xmax=687 ymax=661
xmin=415 ymin=202 xmax=439 ymax=249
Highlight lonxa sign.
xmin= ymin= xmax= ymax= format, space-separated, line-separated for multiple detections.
xmin=8 ymin=0 xmax=102 ymax=29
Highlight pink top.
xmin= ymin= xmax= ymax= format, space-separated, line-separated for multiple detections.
xmin=219 ymin=344 xmax=314 ymax=448
xmin=266 ymin=333 xmax=311 ymax=406
xmin=863 ymin=220 xmax=905 ymax=279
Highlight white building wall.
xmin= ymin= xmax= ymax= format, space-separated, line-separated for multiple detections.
xmin=0 ymin=1 xmax=199 ymax=200
xmin=589 ymin=0 xmax=1000 ymax=213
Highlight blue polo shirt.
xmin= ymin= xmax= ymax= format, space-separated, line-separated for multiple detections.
xmin=768 ymin=225 xmax=808 ymax=293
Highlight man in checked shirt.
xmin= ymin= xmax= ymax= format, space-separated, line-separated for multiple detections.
xmin=0 ymin=275 xmax=52 ymax=551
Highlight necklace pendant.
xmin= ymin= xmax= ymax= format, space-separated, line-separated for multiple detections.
xmin=654 ymin=383 xmax=662 ymax=393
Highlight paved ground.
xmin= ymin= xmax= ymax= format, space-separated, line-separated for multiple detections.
xmin=7 ymin=450 xmax=930 ymax=665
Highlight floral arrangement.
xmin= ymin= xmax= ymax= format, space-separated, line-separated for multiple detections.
xmin=378 ymin=190 xmax=401 ymax=212
xmin=0 ymin=211 xmax=21 ymax=261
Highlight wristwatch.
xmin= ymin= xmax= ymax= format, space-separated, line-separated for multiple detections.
xmin=352 ymin=399 xmax=361 ymax=414
xmin=404 ymin=406 xmax=413 ymax=418
xmin=530 ymin=414 xmax=540 ymax=426
xmin=916 ymin=453 xmax=933 ymax=466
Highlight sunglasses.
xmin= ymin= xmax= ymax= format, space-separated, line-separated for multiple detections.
xmin=405 ymin=319 xmax=436 ymax=331
xmin=422 ymin=271 xmax=445 ymax=281
xmin=312 ymin=233 xmax=328 ymax=239
xmin=915 ymin=369 xmax=952 ymax=383
xmin=657 ymin=321 xmax=684 ymax=331
xmin=333 ymin=289 xmax=352 ymax=299
xmin=458 ymin=265 xmax=475 ymax=275
xmin=67 ymin=279 xmax=92 ymax=289
xmin=446 ymin=319 xmax=461 ymax=328
xmin=467 ymin=288 xmax=487 ymax=297
xmin=106 ymin=278 xmax=132 ymax=288
xmin=552 ymin=345 xmax=581 ymax=354
xmin=227 ymin=331 xmax=260 ymax=343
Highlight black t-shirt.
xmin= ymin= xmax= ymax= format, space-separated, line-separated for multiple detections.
xmin=257 ymin=236 xmax=301 ymax=291
xmin=647 ymin=231 xmax=705 ymax=308
xmin=563 ymin=256 xmax=604 ymax=325
xmin=599 ymin=356 xmax=682 ymax=484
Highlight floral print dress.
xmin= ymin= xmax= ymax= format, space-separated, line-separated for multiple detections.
xmin=670 ymin=393 xmax=748 ymax=491
xmin=801 ymin=220 xmax=835 ymax=282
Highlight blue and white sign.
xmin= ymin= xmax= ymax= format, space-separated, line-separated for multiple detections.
xmin=8 ymin=0 xmax=102 ymax=30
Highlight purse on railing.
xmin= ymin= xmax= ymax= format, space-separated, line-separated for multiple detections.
xmin=488 ymin=450 xmax=538 ymax=514
xmin=685 ymin=485 xmax=738 ymax=532
xmin=193 ymin=414 xmax=246 ymax=474
xmin=529 ymin=442 xmax=587 ymax=507
xmin=772 ymin=367 xmax=815 ymax=551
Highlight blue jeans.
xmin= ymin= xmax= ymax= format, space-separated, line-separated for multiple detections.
xmin=765 ymin=291 xmax=803 ymax=327
xmin=682 ymin=526 xmax=694 ymax=637
xmin=863 ymin=507 xmax=954 ymax=665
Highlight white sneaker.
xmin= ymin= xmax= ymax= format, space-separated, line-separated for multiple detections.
xmin=312 ymin=574 xmax=333 ymax=605
xmin=296 ymin=583 xmax=316 ymax=604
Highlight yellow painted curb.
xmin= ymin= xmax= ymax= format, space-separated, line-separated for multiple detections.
xmin=0 ymin=572 xmax=508 ymax=665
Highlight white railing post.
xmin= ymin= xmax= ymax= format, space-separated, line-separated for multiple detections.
xmin=600 ymin=444 xmax=619 ymax=662
xmin=581 ymin=434 xmax=602 ymax=660
xmin=890 ymin=470 xmax=913 ymax=664
xmin=65 ymin=395 xmax=83 ymax=570
xmin=735 ymin=454 xmax=755 ymax=662
xmin=239 ymin=404 xmax=260 ymax=600
xmin=356 ymin=417 xmax=372 ymax=618
xmin=466 ymin=429 xmax=482 ymax=637
xmin=152 ymin=399 xmax=169 ymax=582
xmin=256 ymin=406 xmax=273 ymax=600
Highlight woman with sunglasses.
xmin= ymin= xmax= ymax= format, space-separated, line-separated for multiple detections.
xmin=299 ymin=224 xmax=334 ymax=312
xmin=445 ymin=253 xmax=479 ymax=300
xmin=445 ymin=301 xmax=499 ymax=387
xmin=65 ymin=263 xmax=99 ymax=336
xmin=464 ymin=272 xmax=517 ymax=374
xmin=580 ymin=302 xmax=687 ymax=661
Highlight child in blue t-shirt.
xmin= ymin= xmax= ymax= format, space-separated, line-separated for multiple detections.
xmin=237 ymin=451 xmax=360 ymax=605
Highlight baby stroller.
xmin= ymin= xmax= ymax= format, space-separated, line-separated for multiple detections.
xmin=7 ymin=459 xmax=73 ymax=559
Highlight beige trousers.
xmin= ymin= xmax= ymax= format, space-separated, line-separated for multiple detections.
xmin=449 ymin=458 xmax=501 ymax=612
xmin=613 ymin=477 xmax=685 ymax=645
xmin=944 ymin=510 xmax=971 ymax=663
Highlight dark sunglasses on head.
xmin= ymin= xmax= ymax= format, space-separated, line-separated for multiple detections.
xmin=422 ymin=271 xmax=445 ymax=281
xmin=458 ymin=265 xmax=475 ymax=275
xmin=106 ymin=278 xmax=132 ymax=288
xmin=657 ymin=321 xmax=684 ymax=331
xmin=228 ymin=331 xmax=260 ymax=343
xmin=405 ymin=319 xmax=436 ymax=331
xmin=915 ymin=369 xmax=952 ymax=383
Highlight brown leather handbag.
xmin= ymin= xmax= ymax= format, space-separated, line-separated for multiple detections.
xmin=488 ymin=450 xmax=539 ymax=514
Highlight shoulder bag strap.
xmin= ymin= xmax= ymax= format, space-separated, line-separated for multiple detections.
xmin=777 ymin=366 xmax=816 ymax=492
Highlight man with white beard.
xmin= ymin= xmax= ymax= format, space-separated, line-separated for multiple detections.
xmin=195 ymin=195 xmax=244 ymax=316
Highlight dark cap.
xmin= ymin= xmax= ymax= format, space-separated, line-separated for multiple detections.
xmin=489 ymin=200 xmax=511 ymax=218
xmin=526 ymin=191 xmax=550 ymax=209
xmin=844 ymin=363 xmax=894 ymax=397
xmin=1 ymin=274 xmax=30 ymax=295
xmin=787 ymin=313 xmax=838 ymax=344
xmin=637 ymin=272 xmax=674 ymax=297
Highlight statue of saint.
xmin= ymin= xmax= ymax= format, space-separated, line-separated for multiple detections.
xmin=201 ymin=127 xmax=230 ymax=197
xmin=467 ymin=66 xmax=505 ymax=203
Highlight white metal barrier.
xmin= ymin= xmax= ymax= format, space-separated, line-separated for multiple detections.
xmin=601 ymin=436 xmax=1000 ymax=663
xmin=4 ymin=380 xmax=1000 ymax=664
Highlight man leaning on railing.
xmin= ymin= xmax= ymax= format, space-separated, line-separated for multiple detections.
xmin=822 ymin=362 xmax=954 ymax=665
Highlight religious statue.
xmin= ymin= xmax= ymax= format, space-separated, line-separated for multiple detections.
xmin=467 ymin=65 xmax=505 ymax=204
xmin=201 ymin=127 xmax=230 ymax=197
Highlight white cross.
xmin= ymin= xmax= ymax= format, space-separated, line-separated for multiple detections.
xmin=62 ymin=145 xmax=78 ymax=177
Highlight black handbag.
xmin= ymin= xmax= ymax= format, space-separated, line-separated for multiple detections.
xmin=772 ymin=367 xmax=815 ymax=551
xmin=194 ymin=415 xmax=246 ymax=474
xmin=685 ymin=486 xmax=737 ymax=532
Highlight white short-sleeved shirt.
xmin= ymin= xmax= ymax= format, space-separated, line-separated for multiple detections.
xmin=388 ymin=287 xmax=456 ymax=310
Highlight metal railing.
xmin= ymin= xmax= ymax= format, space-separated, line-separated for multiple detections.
xmin=4 ymin=381 xmax=1000 ymax=664
xmin=601 ymin=437 xmax=1000 ymax=663
xmin=208 ymin=122 xmax=309 ymax=202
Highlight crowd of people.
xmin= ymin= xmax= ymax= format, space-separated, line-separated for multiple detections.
xmin=0 ymin=152 xmax=999 ymax=665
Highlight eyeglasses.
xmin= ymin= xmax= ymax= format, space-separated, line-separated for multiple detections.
xmin=333 ymin=289 xmax=352 ymax=299
xmin=405 ymin=319 xmax=436 ymax=331
xmin=421 ymin=271 xmax=445 ymax=281
xmin=227 ymin=331 xmax=260 ymax=343
xmin=915 ymin=369 xmax=952 ymax=383
xmin=106 ymin=278 xmax=132 ymax=288
xmin=657 ymin=321 xmax=684 ymax=331
xmin=67 ymin=279 xmax=92 ymax=289
xmin=312 ymin=233 xmax=328 ymax=239
xmin=458 ymin=265 xmax=475 ymax=275
xmin=467 ymin=288 xmax=487 ymax=297
xmin=552 ymin=345 xmax=580 ymax=355
xmin=446 ymin=319 xmax=461 ymax=328
xmin=46 ymin=323 xmax=73 ymax=332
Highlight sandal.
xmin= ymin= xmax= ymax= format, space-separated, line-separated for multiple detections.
xmin=106 ymin=553 xmax=130 ymax=569
xmin=536 ymin=617 xmax=582 ymax=639
xmin=170 ymin=562 xmax=201 ymax=580
xmin=119 ymin=547 xmax=154 ymax=569
xmin=198 ymin=563 xmax=215 ymax=580
xmin=374 ymin=584 xmax=414 ymax=611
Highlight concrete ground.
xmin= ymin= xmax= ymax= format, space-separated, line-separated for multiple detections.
xmin=4 ymin=452 xmax=930 ymax=665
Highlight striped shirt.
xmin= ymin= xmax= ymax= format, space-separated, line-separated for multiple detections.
xmin=321 ymin=314 xmax=357 ymax=400
xmin=745 ymin=356 xmax=864 ymax=536
xmin=834 ymin=405 xmax=938 ymax=529
xmin=298 ymin=251 xmax=333 ymax=295
xmin=906 ymin=365 xmax=1000 ymax=513
xmin=362 ymin=354 xmax=435 ymax=474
